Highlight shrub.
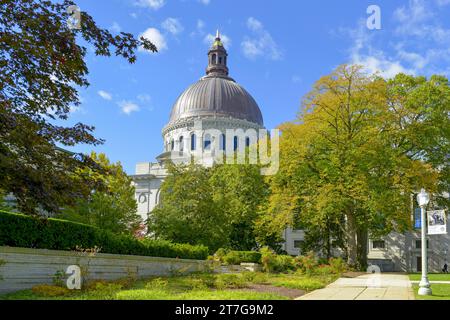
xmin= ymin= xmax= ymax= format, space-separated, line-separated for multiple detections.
xmin=259 ymin=247 xmax=297 ymax=273
xmin=328 ymin=257 xmax=347 ymax=274
xmin=214 ymin=248 xmax=229 ymax=261
xmin=242 ymin=272 xmax=269 ymax=284
xmin=260 ymin=247 xmax=278 ymax=272
xmin=31 ymin=285 xmax=70 ymax=297
xmin=218 ymin=250 xmax=261 ymax=265
xmin=295 ymin=251 xmax=318 ymax=275
xmin=0 ymin=211 xmax=208 ymax=260
xmin=214 ymin=274 xmax=246 ymax=289
xmin=275 ymin=254 xmax=296 ymax=272
xmin=83 ymin=280 xmax=110 ymax=291
xmin=145 ymin=277 xmax=169 ymax=289
xmin=313 ymin=264 xmax=334 ymax=275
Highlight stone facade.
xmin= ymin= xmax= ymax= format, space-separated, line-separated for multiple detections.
xmin=367 ymin=216 xmax=450 ymax=272
xmin=281 ymin=213 xmax=450 ymax=272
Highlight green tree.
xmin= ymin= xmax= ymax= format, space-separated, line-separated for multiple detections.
xmin=0 ymin=0 xmax=156 ymax=214
xmin=148 ymin=163 xmax=227 ymax=251
xmin=148 ymin=162 xmax=268 ymax=252
xmin=265 ymin=65 xmax=443 ymax=269
xmin=209 ymin=164 xmax=269 ymax=250
xmin=60 ymin=152 xmax=141 ymax=235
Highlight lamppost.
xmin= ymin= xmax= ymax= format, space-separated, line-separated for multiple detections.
xmin=417 ymin=188 xmax=432 ymax=296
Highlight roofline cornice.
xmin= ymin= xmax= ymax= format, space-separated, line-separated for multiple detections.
xmin=162 ymin=116 xmax=265 ymax=137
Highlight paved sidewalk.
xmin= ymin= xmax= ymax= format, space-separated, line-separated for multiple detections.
xmin=296 ymin=273 xmax=415 ymax=300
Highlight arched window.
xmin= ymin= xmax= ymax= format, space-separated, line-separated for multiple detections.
xmin=245 ymin=137 xmax=250 ymax=147
xmin=219 ymin=56 xmax=222 ymax=64
xmin=191 ymin=134 xmax=196 ymax=151
xmin=220 ymin=134 xmax=226 ymax=151
xmin=212 ymin=54 xmax=216 ymax=64
xmin=204 ymin=134 xmax=211 ymax=150
xmin=170 ymin=139 xmax=174 ymax=151
xmin=224 ymin=56 xmax=227 ymax=65
xmin=179 ymin=136 xmax=184 ymax=152
xmin=233 ymin=136 xmax=238 ymax=151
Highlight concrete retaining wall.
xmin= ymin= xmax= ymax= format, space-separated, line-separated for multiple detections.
xmin=0 ymin=246 xmax=209 ymax=294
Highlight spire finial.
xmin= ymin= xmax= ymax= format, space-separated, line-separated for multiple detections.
xmin=206 ymin=29 xmax=229 ymax=76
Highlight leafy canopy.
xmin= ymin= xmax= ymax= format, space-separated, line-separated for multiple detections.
xmin=148 ymin=162 xmax=268 ymax=252
xmin=0 ymin=0 xmax=156 ymax=214
xmin=60 ymin=152 xmax=141 ymax=235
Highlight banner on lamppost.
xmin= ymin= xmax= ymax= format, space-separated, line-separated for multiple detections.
xmin=427 ymin=210 xmax=447 ymax=235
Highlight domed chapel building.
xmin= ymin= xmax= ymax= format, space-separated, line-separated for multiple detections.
xmin=132 ymin=31 xmax=450 ymax=267
xmin=131 ymin=31 xmax=303 ymax=254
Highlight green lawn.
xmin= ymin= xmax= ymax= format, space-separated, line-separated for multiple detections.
xmin=411 ymin=284 xmax=450 ymax=300
xmin=0 ymin=272 xmax=339 ymax=300
xmin=409 ymin=273 xmax=450 ymax=282
xmin=409 ymin=273 xmax=450 ymax=300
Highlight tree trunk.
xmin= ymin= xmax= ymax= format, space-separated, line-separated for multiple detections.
xmin=346 ymin=213 xmax=358 ymax=268
xmin=357 ymin=227 xmax=368 ymax=271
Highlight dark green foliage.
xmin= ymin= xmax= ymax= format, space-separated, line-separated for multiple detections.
xmin=0 ymin=211 xmax=208 ymax=260
xmin=0 ymin=0 xmax=156 ymax=214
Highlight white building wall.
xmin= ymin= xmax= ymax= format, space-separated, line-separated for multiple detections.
xmin=131 ymin=162 xmax=167 ymax=221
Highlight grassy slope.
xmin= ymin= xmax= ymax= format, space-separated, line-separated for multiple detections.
xmin=0 ymin=272 xmax=339 ymax=300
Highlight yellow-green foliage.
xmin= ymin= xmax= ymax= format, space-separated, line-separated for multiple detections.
xmin=83 ymin=280 xmax=110 ymax=291
xmin=31 ymin=285 xmax=70 ymax=297
xmin=328 ymin=257 xmax=347 ymax=274
xmin=260 ymin=247 xmax=296 ymax=273
xmin=214 ymin=274 xmax=247 ymax=289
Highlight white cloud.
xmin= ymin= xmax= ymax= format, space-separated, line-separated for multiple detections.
xmin=241 ymin=17 xmax=282 ymax=60
xmin=337 ymin=1 xmax=450 ymax=78
xmin=394 ymin=0 xmax=431 ymax=24
xmin=137 ymin=94 xmax=154 ymax=111
xmin=247 ymin=17 xmax=263 ymax=32
xmin=190 ymin=19 xmax=206 ymax=38
xmin=118 ymin=101 xmax=140 ymax=115
xmin=69 ymin=105 xmax=86 ymax=114
xmin=137 ymin=94 xmax=151 ymax=103
xmin=198 ymin=0 xmax=210 ymax=4
xmin=139 ymin=28 xmax=167 ymax=52
xmin=436 ymin=0 xmax=450 ymax=5
xmin=135 ymin=0 xmax=165 ymax=10
xmin=396 ymin=47 xmax=428 ymax=70
xmin=203 ymin=33 xmax=231 ymax=48
xmin=197 ymin=19 xmax=205 ymax=32
xmin=110 ymin=22 xmax=121 ymax=33
xmin=341 ymin=21 xmax=414 ymax=78
xmin=393 ymin=0 xmax=450 ymax=43
xmin=291 ymin=75 xmax=302 ymax=84
xmin=162 ymin=18 xmax=184 ymax=35
xmin=98 ymin=90 xmax=112 ymax=101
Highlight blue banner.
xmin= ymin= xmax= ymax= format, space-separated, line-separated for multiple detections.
xmin=414 ymin=208 xmax=421 ymax=229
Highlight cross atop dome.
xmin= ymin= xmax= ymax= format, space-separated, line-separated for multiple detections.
xmin=206 ymin=29 xmax=229 ymax=76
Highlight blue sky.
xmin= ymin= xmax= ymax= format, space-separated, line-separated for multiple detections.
xmin=66 ymin=0 xmax=450 ymax=174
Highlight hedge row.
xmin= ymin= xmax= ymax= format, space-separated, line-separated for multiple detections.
xmin=215 ymin=248 xmax=262 ymax=265
xmin=0 ymin=211 xmax=208 ymax=260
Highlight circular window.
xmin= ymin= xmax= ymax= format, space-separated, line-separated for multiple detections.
xmin=138 ymin=193 xmax=147 ymax=204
